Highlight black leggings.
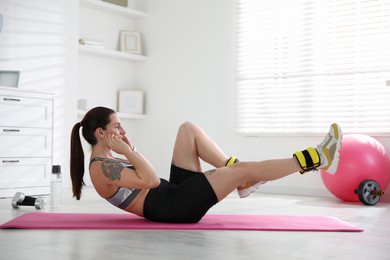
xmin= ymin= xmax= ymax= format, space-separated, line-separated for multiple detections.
xmin=143 ymin=164 xmax=218 ymax=223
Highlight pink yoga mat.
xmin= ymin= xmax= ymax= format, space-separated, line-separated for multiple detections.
xmin=0 ymin=212 xmax=363 ymax=232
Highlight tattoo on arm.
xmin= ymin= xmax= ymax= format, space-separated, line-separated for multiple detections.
xmin=204 ymin=169 xmax=216 ymax=177
xmin=101 ymin=159 xmax=124 ymax=181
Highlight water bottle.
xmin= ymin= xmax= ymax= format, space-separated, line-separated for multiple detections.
xmin=50 ymin=165 xmax=62 ymax=208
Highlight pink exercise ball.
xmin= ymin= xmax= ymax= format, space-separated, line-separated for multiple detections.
xmin=321 ymin=134 xmax=390 ymax=202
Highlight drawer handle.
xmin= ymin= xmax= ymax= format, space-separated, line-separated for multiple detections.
xmin=3 ymin=97 xmax=21 ymax=102
xmin=3 ymin=129 xmax=20 ymax=132
xmin=2 ymin=160 xmax=20 ymax=163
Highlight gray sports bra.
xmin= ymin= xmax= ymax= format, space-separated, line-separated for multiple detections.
xmin=90 ymin=157 xmax=141 ymax=210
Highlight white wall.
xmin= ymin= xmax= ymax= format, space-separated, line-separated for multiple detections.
xmin=133 ymin=0 xmax=390 ymax=200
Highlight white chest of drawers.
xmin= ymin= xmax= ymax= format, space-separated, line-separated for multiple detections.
xmin=0 ymin=87 xmax=53 ymax=197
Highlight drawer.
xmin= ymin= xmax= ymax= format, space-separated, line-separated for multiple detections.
xmin=0 ymin=157 xmax=51 ymax=190
xmin=0 ymin=127 xmax=52 ymax=157
xmin=0 ymin=94 xmax=53 ymax=128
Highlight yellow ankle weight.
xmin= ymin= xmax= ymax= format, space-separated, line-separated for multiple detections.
xmin=293 ymin=147 xmax=320 ymax=174
xmin=226 ymin=156 xmax=238 ymax=166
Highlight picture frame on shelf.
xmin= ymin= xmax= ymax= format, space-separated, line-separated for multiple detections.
xmin=118 ymin=90 xmax=144 ymax=114
xmin=119 ymin=31 xmax=142 ymax=54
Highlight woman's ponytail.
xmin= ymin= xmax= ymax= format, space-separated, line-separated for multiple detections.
xmin=70 ymin=122 xmax=85 ymax=200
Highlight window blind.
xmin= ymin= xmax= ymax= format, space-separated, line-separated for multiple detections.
xmin=236 ymin=0 xmax=390 ymax=135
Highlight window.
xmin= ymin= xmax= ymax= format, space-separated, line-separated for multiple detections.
xmin=236 ymin=0 xmax=390 ymax=135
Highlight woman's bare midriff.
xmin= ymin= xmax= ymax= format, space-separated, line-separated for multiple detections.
xmin=122 ymin=189 xmax=150 ymax=217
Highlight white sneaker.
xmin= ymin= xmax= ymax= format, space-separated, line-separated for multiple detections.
xmin=237 ymin=180 xmax=267 ymax=198
xmin=316 ymin=123 xmax=343 ymax=174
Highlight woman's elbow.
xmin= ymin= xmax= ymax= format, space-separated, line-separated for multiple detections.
xmin=147 ymin=177 xmax=160 ymax=188
xmin=153 ymin=177 xmax=161 ymax=188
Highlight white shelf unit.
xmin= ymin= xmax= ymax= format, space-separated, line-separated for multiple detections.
xmin=79 ymin=45 xmax=147 ymax=62
xmin=78 ymin=0 xmax=148 ymax=119
xmin=78 ymin=109 xmax=146 ymax=119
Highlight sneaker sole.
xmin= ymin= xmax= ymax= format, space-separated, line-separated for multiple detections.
xmin=237 ymin=181 xmax=267 ymax=198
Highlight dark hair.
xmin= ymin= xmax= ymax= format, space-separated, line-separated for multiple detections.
xmin=70 ymin=106 xmax=115 ymax=200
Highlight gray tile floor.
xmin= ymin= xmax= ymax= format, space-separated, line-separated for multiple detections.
xmin=0 ymin=187 xmax=389 ymax=260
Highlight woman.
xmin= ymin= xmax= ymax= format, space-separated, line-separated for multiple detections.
xmin=70 ymin=107 xmax=342 ymax=223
